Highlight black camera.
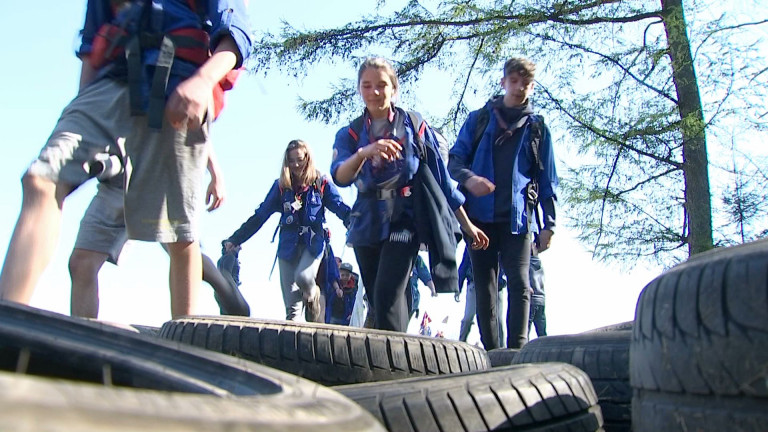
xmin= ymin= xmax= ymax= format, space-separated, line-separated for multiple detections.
xmin=88 ymin=153 xmax=123 ymax=181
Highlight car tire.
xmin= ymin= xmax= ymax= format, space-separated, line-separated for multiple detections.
xmin=512 ymin=332 xmax=632 ymax=432
xmin=0 ymin=301 xmax=384 ymax=432
xmin=336 ymin=362 xmax=604 ymax=432
xmin=160 ymin=316 xmax=490 ymax=386
xmin=486 ymin=348 xmax=520 ymax=367
xmin=631 ymin=238 xmax=768 ymax=431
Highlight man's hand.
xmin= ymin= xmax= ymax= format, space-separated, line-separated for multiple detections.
xmin=206 ymin=175 xmax=225 ymax=211
xmin=464 ymin=175 xmax=495 ymax=197
xmin=165 ymin=74 xmax=214 ymax=130
xmin=454 ymin=292 xmax=461 ymax=302
xmin=537 ymin=229 xmax=554 ymax=253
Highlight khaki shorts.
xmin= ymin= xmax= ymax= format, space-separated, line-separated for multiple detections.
xmin=28 ymin=77 xmax=209 ymax=243
xmin=73 ymin=180 xmax=127 ymax=264
xmin=123 ymin=106 xmax=209 ymax=243
xmin=28 ymin=79 xmax=131 ymax=187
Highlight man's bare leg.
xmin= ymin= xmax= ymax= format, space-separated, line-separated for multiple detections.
xmin=69 ymin=249 xmax=109 ymax=318
xmin=0 ymin=174 xmax=69 ymax=303
xmin=167 ymin=240 xmax=201 ymax=319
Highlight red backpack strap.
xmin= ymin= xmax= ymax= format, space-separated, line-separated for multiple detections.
xmin=315 ymin=173 xmax=327 ymax=198
xmin=347 ymin=116 xmax=364 ymax=142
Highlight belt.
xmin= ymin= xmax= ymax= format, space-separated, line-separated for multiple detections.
xmin=298 ymin=226 xmax=312 ymax=235
xmin=360 ymin=185 xmax=412 ymax=200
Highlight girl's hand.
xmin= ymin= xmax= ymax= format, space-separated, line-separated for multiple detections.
xmin=453 ymin=206 xmax=488 ymax=250
xmin=223 ymin=241 xmax=239 ymax=252
xmin=364 ymin=139 xmax=402 ymax=161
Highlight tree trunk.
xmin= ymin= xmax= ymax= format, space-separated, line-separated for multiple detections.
xmin=661 ymin=0 xmax=714 ymax=256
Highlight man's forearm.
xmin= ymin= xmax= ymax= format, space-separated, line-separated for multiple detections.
xmin=193 ymin=35 xmax=240 ymax=89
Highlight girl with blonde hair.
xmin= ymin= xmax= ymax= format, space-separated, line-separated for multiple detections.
xmin=225 ymin=139 xmax=351 ymax=321
xmin=331 ymin=57 xmax=489 ymax=332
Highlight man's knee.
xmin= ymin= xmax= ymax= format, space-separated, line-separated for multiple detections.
xmin=166 ymin=241 xmax=197 ymax=258
xmin=68 ymin=249 xmax=108 ymax=282
xmin=21 ymin=172 xmax=72 ymax=207
xmin=21 ymin=173 xmax=55 ymax=201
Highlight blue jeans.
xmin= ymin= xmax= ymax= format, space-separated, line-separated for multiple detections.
xmin=527 ymin=255 xmax=546 ymax=337
xmin=528 ymin=304 xmax=547 ymax=337
xmin=458 ymin=282 xmax=505 ymax=347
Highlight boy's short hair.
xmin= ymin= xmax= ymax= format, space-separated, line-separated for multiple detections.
xmin=504 ymin=57 xmax=536 ymax=82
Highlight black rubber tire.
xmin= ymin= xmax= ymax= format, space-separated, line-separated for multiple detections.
xmin=160 ymin=316 xmax=490 ymax=386
xmin=581 ymin=321 xmax=633 ymax=333
xmin=336 ymin=362 xmax=604 ymax=432
xmin=130 ymin=324 xmax=161 ymax=336
xmin=631 ymin=238 xmax=768 ymax=432
xmin=512 ymin=332 xmax=631 ymax=432
xmin=0 ymin=301 xmax=384 ymax=432
xmin=487 ymin=348 xmax=520 ymax=367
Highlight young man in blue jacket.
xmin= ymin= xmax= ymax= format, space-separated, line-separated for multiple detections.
xmin=0 ymin=0 xmax=252 ymax=319
xmin=448 ymin=57 xmax=559 ymax=350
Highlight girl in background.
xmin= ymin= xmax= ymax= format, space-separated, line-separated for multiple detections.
xmin=225 ymin=140 xmax=350 ymax=321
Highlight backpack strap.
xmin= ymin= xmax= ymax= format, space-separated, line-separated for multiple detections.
xmin=467 ymin=108 xmax=490 ymax=166
xmin=314 ymin=173 xmax=327 ymax=199
xmin=347 ymin=116 xmax=364 ymax=142
xmin=528 ymin=115 xmax=544 ymax=174
xmin=406 ymin=111 xmax=427 ymax=160
xmin=524 ymin=115 xmax=545 ymax=238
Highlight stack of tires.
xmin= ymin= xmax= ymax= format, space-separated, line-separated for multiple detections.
xmin=485 ymin=238 xmax=768 ymax=432
xmin=0 ymin=301 xmax=604 ymax=431
xmin=160 ymin=317 xmax=605 ymax=431
xmin=630 ymin=238 xmax=768 ymax=431
xmin=7 ymin=241 xmax=761 ymax=431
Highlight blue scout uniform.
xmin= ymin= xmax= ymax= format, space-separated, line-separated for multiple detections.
xmin=80 ymin=0 xmax=252 ymax=110
xmin=331 ymin=107 xmax=464 ymax=245
xmin=449 ymin=102 xmax=558 ymax=232
xmin=227 ymin=176 xmax=351 ymax=261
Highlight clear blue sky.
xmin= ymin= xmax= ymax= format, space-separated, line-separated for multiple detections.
xmin=0 ymin=1 xmax=684 ymax=342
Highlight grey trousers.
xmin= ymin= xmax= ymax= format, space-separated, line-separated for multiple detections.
xmin=278 ymin=248 xmax=323 ymax=321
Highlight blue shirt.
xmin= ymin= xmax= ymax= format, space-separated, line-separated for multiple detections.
xmin=227 ymin=176 xmax=351 ymax=261
xmin=79 ymin=0 xmax=252 ymax=102
xmin=450 ymin=106 xmax=559 ymax=234
xmin=331 ymin=107 xmax=465 ymax=246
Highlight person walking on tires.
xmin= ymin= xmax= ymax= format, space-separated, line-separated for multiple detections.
xmin=448 ymin=57 xmax=559 ymax=349
xmin=224 ymin=140 xmax=351 ymax=322
xmin=0 ymin=0 xmax=252 ymax=319
xmin=331 ymin=57 xmax=488 ymax=333
xmin=69 ymin=145 xmax=251 ymax=318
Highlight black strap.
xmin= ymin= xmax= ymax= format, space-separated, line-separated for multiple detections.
xmin=125 ymin=36 xmax=144 ymax=116
xmin=146 ymin=35 xmax=175 ymax=129
xmin=406 ymin=111 xmax=427 ymax=161
xmin=468 ymin=108 xmax=489 ymax=164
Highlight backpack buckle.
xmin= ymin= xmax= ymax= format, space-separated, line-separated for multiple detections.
xmin=376 ymin=189 xmax=396 ymax=200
